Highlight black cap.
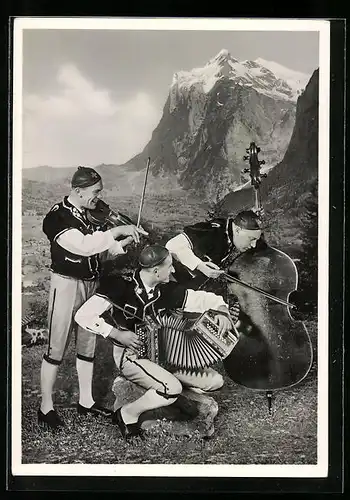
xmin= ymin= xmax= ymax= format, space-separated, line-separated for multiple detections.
xmin=139 ymin=245 xmax=169 ymax=269
xmin=232 ymin=210 xmax=262 ymax=230
xmin=71 ymin=166 xmax=101 ymax=189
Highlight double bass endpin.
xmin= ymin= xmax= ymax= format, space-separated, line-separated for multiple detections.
xmin=266 ymin=390 xmax=274 ymax=415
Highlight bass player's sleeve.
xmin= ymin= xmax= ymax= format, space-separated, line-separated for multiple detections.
xmin=165 ymin=233 xmax=202 ymax=271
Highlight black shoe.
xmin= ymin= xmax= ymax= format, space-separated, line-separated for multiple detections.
xmin=77 ymin=402 xmax=113 ymax=418
xmin=38 ymin=409 xmax=64 ymax=431
xmin=112 ymin=407 xmax=144 ymax=440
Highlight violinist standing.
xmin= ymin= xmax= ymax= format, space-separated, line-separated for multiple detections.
xmin=165 ymin=210 xmax=263 ymax=301
xmin=38 ymin=166 xmax=145 ymax=431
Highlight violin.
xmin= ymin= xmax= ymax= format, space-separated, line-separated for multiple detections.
xmin=87 ymin=199 xmax=138 ymax=230
xmin=223 ymin=142 xmax=313 ymax=409
xmin=87 ymin=157 xmax=151 ymax=236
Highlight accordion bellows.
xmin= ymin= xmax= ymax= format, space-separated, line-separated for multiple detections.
xmin=159 ymin=313 xmax=228 ymax=370
xmin=136 ymin=308 xmax=240 ymax=371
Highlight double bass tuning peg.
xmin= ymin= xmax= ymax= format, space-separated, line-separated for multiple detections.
xmin=243 ymin=155 xmax=249 ymax=161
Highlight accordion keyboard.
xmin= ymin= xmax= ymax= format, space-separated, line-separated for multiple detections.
xmin=135 ymin=322 xmax=159 ymax=363
xmin=194 ymin=311 xmax=239 ymax=357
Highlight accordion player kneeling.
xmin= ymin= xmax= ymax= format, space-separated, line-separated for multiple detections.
xmin=75 ymin=245 xmax=240 ymax=440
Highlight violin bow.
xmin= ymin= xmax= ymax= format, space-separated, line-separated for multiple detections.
xmin=136 ymin=157 xmax=151 ymax=229
xmin=199 ymin=255 xmax=296 ymax=309
xmin=221 ymin=271 xmax=296 ymax=309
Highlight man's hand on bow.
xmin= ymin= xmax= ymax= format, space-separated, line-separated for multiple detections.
xmin=196 ymin=261 xmax=224 ymax=279
xmin=110 ymin=224 xmax=148 ymax=244
xmin=119 ymin=236 xmax=134 ymax=249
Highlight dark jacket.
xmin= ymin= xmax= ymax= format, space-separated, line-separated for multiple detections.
xmin=96 ymin=271 xmax=189 ymax=333
xmin=43 ymin=196 xmax=104 ymax=281
xmin=170 ymin=218 xmax=237 ymax=288
xmin=182 ymin=217 xmax=235 ymax=266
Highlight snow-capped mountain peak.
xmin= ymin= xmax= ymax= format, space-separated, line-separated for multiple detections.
xmin=207 ymin=49 xmax=238 ymax=66
xmin=254 ymin=57 xmax=311 ymax=95
xmin=171 ymin=49 xmax=311 ymax=102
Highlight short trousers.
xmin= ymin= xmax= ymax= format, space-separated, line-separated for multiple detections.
xmin=44 ymin=272 xmax=97 ymax=365
xmin=113 ymin=346 xmax=224 ymax=396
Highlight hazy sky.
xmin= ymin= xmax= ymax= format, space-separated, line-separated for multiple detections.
xmin=21 ymin=27 xmax=320 ymax=169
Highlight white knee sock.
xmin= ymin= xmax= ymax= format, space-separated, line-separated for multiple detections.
xmin=76 ymin=358 xmax=95 ymax=408
xmin=40 ymin=359 xmax=59 ymax=414
xmin=121 ymin=389 xmax=178 ymax=425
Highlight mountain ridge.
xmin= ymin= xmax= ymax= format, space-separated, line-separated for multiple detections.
xmin=172 ymin=49 xmax=310 ymax=102
xmin=23 ymin=51 xmax=316 ymax=203
xmin=219 ymin=68 xmax=319 ymax=219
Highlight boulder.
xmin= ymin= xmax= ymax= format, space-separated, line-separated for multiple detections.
xmin=112 ymin=376 xmax=219 ymax=438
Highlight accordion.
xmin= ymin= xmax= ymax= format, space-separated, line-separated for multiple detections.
xmin=135 ymin=317 xmax=160 ymax=364
xmin=135 ymin=308 xmax=240 ymax=371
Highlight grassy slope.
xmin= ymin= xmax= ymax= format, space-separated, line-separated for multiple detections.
xmin=21 ymin=191 xmax=318 ymax=465
xmin=22 ymin=325 xmax=317 ymax=465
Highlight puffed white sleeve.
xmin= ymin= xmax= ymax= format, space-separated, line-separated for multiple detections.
xmin=165 ymin=233 xmax=203 ymax=271
xmin=183 ymin=289 xmax=228 ymax=313
xmin=74 ymin=294 xmax=114 ymax=338
xmin=57 ymin=228 xmax=124 ymax=257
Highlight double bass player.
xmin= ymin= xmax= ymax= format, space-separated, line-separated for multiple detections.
xmin=165 ymin=210 xmax=263 ymax=294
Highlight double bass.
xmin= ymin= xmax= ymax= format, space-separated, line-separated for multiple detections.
xmin=223 ymin=142 xmax=314 ymax=410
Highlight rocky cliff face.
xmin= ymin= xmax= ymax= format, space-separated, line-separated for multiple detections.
xmin=123 ymin=50 xmax=310 ymax=201
xmin=23 ymin=51 xmax=313 ymax=205
xmin=219 ymin=68 xmax=319 ymax=250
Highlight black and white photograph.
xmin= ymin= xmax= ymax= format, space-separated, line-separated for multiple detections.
xmin=11 ymin=17 xmax=330 ymax=478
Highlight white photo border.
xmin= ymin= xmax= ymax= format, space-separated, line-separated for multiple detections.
xmin=11 ymin=17 xmax=330 ymax=478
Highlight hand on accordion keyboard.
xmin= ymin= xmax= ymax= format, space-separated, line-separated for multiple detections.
xmin=109 ymin=328 xmax=142 ymax=350
xmin=213 ymin=313 xmax=233 ymax=336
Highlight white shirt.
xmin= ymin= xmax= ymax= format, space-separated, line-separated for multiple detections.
xmin=143 ymin=283 xmax=156 ymax=298
xmin=57 ymin=229 xmax=126 ymax=257
xmin=74 ymin=283 xmax=228 ymax=339
xmin=56 ymin=199 xmax=126 ymax=257
xmin=165 ymin=233 xmax=203 ymax=271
